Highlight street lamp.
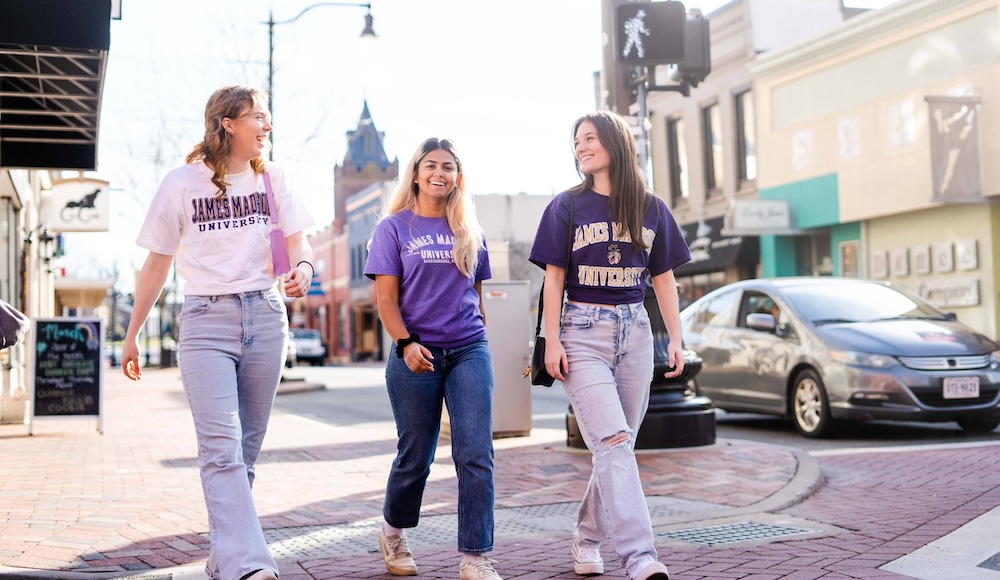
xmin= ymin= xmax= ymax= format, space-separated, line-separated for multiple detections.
xmin=265 ymin=2 xmax=377 ymax=160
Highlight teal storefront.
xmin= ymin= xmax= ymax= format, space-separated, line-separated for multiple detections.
xmin=758 ymin=173 xmax=861 ymax=278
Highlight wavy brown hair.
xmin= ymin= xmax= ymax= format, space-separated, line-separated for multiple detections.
xmin=381 ymin=138 xmax=485 ymax=278
xmin=185 ymin=85 xmax=268 ymax=198
xmin=571 ymin=111 xmax=650 ymax=252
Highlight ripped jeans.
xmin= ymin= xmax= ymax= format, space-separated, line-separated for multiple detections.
xmin=561 ymin=301 xmax=658 ymax=577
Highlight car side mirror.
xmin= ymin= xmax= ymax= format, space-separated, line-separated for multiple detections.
xmin=944 ymin=312 xmax=958 ymax=321
xmin=746 ymin=313 xmax=777 ymax=333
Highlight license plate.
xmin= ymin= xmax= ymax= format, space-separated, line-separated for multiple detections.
xmin=943 ymin=376 xmax=980 ymax=399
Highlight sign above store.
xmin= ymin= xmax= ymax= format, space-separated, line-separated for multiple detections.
xmin=47 ymin=178 xmax=110 ymax=233
xmin=722 ymin=199 xmax=802 ymax=236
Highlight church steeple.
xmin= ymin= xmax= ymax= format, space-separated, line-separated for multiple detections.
xmin=333 ymin=102 xmax=398 ymax=233
xmin=343 ymin=101 xmax=391 ymax=172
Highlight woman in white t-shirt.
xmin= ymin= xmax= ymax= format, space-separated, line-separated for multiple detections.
xmin=121 ymin=85 xmax=315 ymax=580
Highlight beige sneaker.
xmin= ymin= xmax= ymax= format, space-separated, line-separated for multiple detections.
xmin=459 ymin=556 xmax=502 ymax=580
xmin=379 ymin=528 xmax=418 ymax=576
xmin=572 ymin=538 xmax=604 ymax=576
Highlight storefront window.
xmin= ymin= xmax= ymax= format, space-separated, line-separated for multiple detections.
xmin=678 ymin=271 xmax=727 ymax=311
xmin=735 ymin=90 xmax=757 ymax=183
xmin=702 ymin=103 xmax=723 ymax=192
xmin=667 ymin=118 xmax=688 ymax=203
xmin=840 ymin=241 xmax=859 ymax=277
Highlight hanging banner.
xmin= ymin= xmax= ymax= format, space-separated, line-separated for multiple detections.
xmin=925 ymin=96 xmax=982 ymax=203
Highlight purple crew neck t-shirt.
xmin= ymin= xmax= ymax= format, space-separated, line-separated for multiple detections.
xmin=365 ymin=209 xmax=492 ymax=349
xmin=529 ymin=189 xmax=690 ymax=305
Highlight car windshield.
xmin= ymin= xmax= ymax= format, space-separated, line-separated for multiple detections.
xmin=781 ymin=282 xmax=948 ymax=325
xmin=291 ymin=329 xmax=319 ymax=340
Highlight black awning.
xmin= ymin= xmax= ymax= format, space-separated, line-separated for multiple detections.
xmin=0 ymin=0 xmax=111 ymax=170
xmin=676 ymin=216 xmax=759 ymax=276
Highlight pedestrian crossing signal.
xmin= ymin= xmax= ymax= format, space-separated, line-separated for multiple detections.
xmin=615 ymin=1 xmax=687 ymax=66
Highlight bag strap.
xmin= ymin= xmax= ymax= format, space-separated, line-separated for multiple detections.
xmin=262 ymin=171 xmax=280 ymax=230
xmin=534 ymin=193 xmax=574 ymax=336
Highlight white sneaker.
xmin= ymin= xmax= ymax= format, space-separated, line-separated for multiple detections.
xmin=630 ymin=560 xmax=669 ymax=580
xmin=459 ymin=556 xmax=503 ymax=580
xmin=379 ymin=528 xmax=418 ymax=576
xmin=242 ymin=570 xmax=278 ymax=580
xmin=572 ymin=538 xmax=604 ymax=576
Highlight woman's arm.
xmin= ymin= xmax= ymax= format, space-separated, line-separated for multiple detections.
xmin=542 ymin=265 xmax=567 ymax=381
xmin=374 ymin=274 xmax=434 ymax=373
xmin=653 ymin=270 xmax=684 ymax=379
xmin=475 ymin=281 xmax=486 ymax=326
xmin=651 ymin=269 xmax=684 ymax=379
xmin=283 ymin=231 xmax=314 ymax=298
xmin=121 ymin=252 xmax=173 ymax=380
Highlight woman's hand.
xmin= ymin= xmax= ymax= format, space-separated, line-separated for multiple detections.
xmin=283 ymin=265 xmax=310 ymax=298
xmin=121 ymin=339 xmax=142 ymax=381
xmin=664 ymin=341 xmax=685 ymax=379
xmin=403 ymin=343 xmax=435 ymax=374
xmin=545 ymin=336 xmax=568 ymax=382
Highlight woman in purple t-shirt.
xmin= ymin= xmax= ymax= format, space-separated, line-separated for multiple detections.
xmin=364 ymin=138 xmax=502 ymax=580
xmin=528 ymin=111 xmax=691 ymax=580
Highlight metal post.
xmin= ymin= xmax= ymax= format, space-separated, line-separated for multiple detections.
xmin=264 ymin=3 xmax=375 ymax=163
xmin=109 ymin=288 xmax=117 ymax=366
xmin=267 ymin=10 xmax=275 ymax=161
xmin=637 ymin=69 xmax=650 ymax=184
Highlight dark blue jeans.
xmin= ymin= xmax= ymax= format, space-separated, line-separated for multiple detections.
xmin=383 ymin=338 xmax=496 ymax=554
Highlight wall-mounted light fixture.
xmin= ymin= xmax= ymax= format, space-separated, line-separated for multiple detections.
xmin=25 ymin=225 xmax=57 ymax=270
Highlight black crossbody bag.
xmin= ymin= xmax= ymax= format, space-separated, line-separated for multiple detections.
xmin=527 ymin=194 xmax=574 ymax=387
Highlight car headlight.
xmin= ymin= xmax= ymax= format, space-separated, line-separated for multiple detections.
xmin=991 ymin=350 xmax=1000 ymax=367
xmin=829 ymin=350 xmax=897 ymax=369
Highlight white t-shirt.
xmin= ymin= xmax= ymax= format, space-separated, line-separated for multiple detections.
xmin=136 ymin=160 xmax=315 ymax=296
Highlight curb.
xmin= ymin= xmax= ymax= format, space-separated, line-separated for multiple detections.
xmin=0 ymin=566 xmax=204 ymax=579
xmin=276 ymin=379 xmax=326 ymax=395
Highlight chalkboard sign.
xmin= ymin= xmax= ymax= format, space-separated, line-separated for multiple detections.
xmin=32 ymin=317 xmax=103 ymax=422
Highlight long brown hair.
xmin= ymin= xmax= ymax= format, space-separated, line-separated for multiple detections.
xmin=571 ymin=111 xmax=650 ymax=252
xmin=381 ymin=138 xmax=485 ymax=278
xmin=186 ymin=85 xmax=268 ymax=197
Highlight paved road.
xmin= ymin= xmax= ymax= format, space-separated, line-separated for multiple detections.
xmin=278 ymin=365 xmax=1000 ymax=452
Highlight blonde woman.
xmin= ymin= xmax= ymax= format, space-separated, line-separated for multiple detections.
xmin=365 ymin=138 xmax=501 ymax=580
xmin=122 ymin=85 xmax=314 ymax=580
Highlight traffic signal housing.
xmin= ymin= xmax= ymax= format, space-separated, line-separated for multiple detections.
xmin=670 ymin=9 xmax=711 ymax=88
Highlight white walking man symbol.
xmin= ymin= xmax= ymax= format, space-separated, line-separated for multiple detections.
xmin=622 ymin=9 xmax=651 ymax=59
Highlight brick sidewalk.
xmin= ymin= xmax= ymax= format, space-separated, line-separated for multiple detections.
xmin=0 ymin=366 xmax=813 ymax=579
xmin=6 ymin=366 xmax=999 ymax=579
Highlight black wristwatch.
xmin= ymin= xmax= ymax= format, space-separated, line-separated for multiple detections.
xmin=395 ymin=333 xmax=421 ymax=358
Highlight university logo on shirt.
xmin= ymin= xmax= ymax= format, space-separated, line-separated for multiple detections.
xmin=405 ymin=233 xmax=455 ymax=264
xmin=607 ymin=243 xmax=622 ymax=265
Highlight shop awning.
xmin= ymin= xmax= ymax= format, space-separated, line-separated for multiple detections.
xmin=676 ymin=217 xmax=759 ymax=276
xmin=0 ymin=0 xmax=111 ymax=170
xmin=54 ymin=277 xmax=113 ymax=311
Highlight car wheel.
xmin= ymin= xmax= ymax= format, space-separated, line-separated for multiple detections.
xmin=957 ymin=416 xmax=1000 ymax=433
xmin=791 ymin=369 xmax=835 ymax=438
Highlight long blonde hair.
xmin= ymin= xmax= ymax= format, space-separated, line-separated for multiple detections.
xmin=186 ymin=85 xmax=268 ymax=197
xmin=381 ymin=138 xmax=485 ymax=278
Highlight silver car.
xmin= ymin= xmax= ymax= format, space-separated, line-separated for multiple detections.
xmin=681 ymin=278 xmax=1000 ymax=437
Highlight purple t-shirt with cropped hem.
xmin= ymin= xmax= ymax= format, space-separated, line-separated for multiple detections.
xmin=364 ymin=210 xmax=491 ymax=349
xmin=529 ymin=189 xmax=690 ymax=305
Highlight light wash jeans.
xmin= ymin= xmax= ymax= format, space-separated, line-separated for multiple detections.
xmin=560 ymin=301 xmax=659 ymax=579
xmin=383 ymin=338 xmax=496 ymax=554
xmin=179 ymin=288 xmax=287 ymax=580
